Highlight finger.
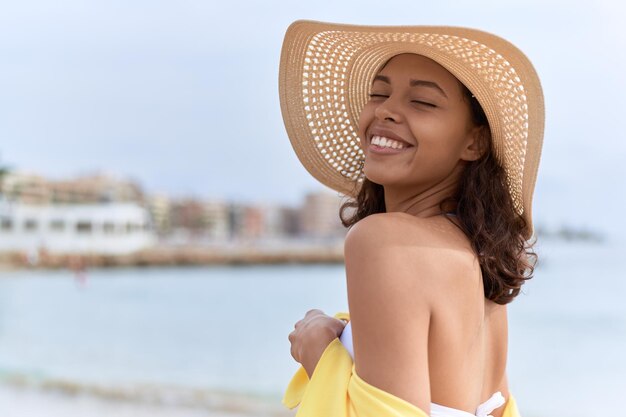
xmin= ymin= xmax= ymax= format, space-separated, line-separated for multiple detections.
xmin=289 ymin=339 xmax=299 ymax=361
xmin=290 ymin=344 xmax=297 ymax=361
xmin=306 ymin=308 xmax=324 ymax=316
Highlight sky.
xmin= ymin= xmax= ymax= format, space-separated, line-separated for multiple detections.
xmin=0 ymin=0 xmax=624 ymax=240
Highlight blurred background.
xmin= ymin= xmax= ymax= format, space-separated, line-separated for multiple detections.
xmin=0 ymin=0 xmax=624 ymax=416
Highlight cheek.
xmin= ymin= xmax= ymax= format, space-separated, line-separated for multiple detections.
xmin=409 ymin=122 xmax=465 ymax=163
xmin=410 ymin=116 xmax=466 ymax=147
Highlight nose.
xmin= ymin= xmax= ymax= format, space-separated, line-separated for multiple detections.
xmin=373 ymin=95 xmax=403 ymax=123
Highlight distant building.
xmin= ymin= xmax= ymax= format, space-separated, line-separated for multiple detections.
xmin=242 ymin=205 xmax=264 ymax=240
xmin=228 ymin=202 xmax=266 ymax=241
xmin=280 ymin=206 xmax=302 ymax=237
xmin=49 ymin=173 xmax=144 ymax=203
xmin=0 ymin=199 xmax=156 ymax=255
xmin=204 ymin=200 xmax=230 ymax=241
xmin=299 ymin=190 xmax=347 ymax=239
xmin=0 ymin=170 xmax=354 ymax=246
xmin=146 ymin=194 xmax=171 ymax=235
xmin=254 ymin=202 xmax=287 ymax=239
xmin=1 ymin=171 xmax=145 ymax=205
xmin=169 ymin=198 xmax=207 ymax=235
xmin=0 ymin=172 xmax=49 ymax=204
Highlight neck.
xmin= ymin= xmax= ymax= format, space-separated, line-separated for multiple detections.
xmin=383 ymin=168 xmax=461 ymax=218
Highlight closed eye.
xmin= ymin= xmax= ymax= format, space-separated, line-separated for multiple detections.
xmin=411 ymin=100 xmax=436 ymax=108
xmin=368 ymin=94 xmax=436 ymax=108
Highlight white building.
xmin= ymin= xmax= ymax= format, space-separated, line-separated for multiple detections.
xmin=0 ymin=199 xmax=156 ymax=255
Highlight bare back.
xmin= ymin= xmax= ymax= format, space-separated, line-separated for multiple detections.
xmin=388 ymin=212 xmax=510 ymax=417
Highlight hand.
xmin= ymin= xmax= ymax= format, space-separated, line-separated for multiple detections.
xmin=288 ymin=309 xmax=347 ymax=376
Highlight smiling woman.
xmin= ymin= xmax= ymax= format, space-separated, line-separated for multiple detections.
xmin=279 ymin=20 xmax=545 ymax=417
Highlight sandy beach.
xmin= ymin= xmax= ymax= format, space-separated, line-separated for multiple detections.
xmin=0 ymin=384 xmax=294 ymax=417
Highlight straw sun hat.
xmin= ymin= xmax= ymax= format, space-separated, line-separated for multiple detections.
xmin=278 ymin=20 xmax=545 ymax=239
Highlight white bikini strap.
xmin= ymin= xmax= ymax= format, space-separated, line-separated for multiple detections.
xmin=475 ymin=392 xmax=505 ymax=417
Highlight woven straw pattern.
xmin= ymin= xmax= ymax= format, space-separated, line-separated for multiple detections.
xmin=279 ymin=21 xmax=545 ymax=239
xmin=303 ymin=30 xmax=527 ymax=214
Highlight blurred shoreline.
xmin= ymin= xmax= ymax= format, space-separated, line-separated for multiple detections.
xmin=0 ymin=381 xmax=292 ymax=417
xmin=0 ymin=227 xmax=610 ymax=271
xmin=0 ymin=239 xmax=345 ymax=271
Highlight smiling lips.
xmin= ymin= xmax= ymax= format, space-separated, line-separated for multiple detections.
xmin=371 ymin=135 xmax=409 ymax=149
xmin=368 ymin=135 xmax=414 ymax=154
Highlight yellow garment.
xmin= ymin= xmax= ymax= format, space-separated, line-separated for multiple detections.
xmin=283 ymin=312 xmax=521 ymax=417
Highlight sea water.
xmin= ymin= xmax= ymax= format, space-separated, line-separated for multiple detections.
xmin=0 ymin=239 xmax=623 ymax=417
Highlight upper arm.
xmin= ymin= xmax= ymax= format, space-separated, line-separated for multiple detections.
xmin=344 ymin=214 xmax=435 ymax=414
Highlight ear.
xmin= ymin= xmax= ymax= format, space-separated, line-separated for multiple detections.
xmin=460 ymin=125 xmax=487 ymax=162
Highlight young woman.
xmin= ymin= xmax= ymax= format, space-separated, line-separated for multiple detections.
xmin=280 ymin=21 xmax=544 ymax=417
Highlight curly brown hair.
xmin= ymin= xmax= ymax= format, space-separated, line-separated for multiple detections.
xmin=339 ymin=82 xmax=537 ymax=305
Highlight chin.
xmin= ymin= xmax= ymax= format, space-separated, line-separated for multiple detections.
xmin=363 ymin=171 xmax=396 ymax=187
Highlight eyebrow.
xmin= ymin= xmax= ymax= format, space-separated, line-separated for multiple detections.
xmin=373 ymin=75 xmax=448 ymax=99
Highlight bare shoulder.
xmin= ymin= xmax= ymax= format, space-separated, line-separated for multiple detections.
xmin=345 ymin=211 xmax=430 ymax=240
xmin=344 ymin=212 xmax=480 ymax=290
xmin=346 ymin=211 xmax=470 ymax=244
xmin=344 ymin=211 xmax=454 ymax=303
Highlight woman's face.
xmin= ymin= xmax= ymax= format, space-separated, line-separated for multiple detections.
xmin=357 ymin=53 xmax=483 ymax=191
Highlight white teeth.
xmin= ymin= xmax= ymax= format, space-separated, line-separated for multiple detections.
xmin=371 ymin=135 xmax=406 ymax=149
